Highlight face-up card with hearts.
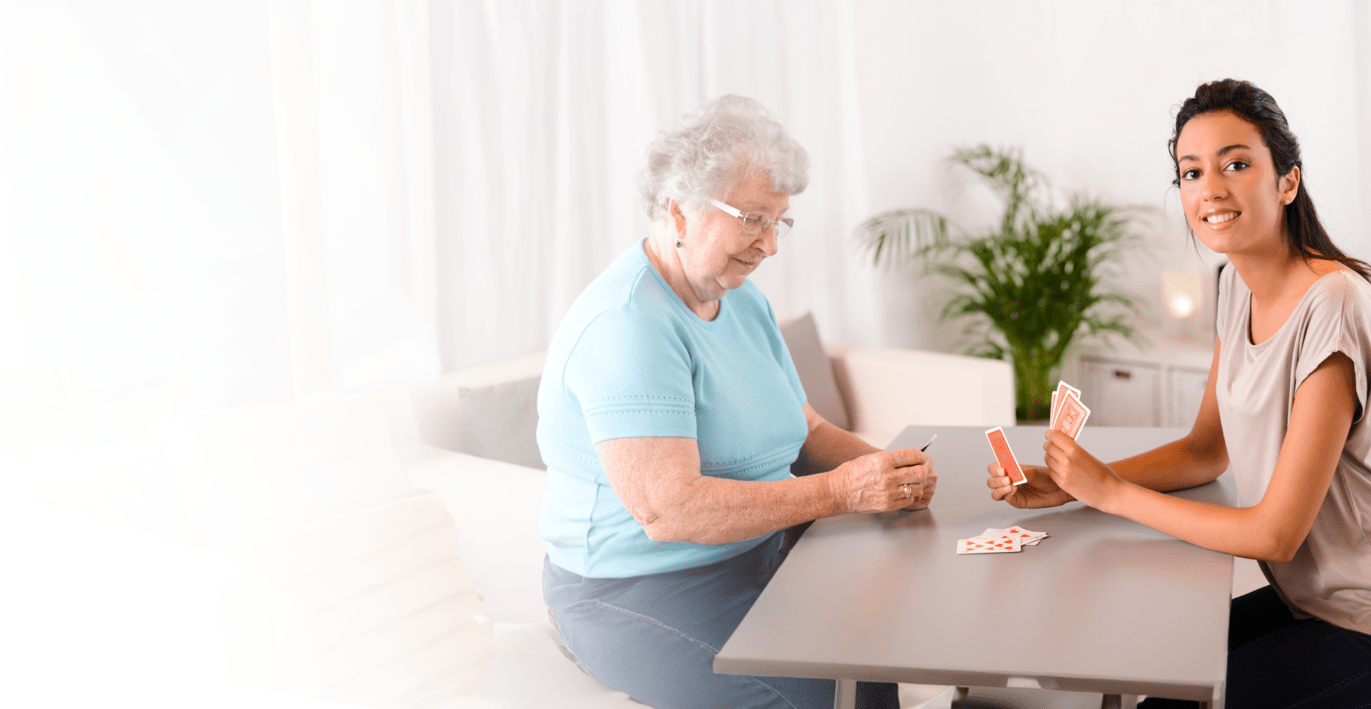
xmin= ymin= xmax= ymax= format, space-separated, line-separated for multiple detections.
xmin=982 ymin=526 xmax=1048 ymax=546
xmin=956 ymin=537 xmax=1022 ymax=554
xmin=985 ymin=426 xmax=1027 ymax=486
xmin=1052 ymin=392 xmax=1091 ymax=440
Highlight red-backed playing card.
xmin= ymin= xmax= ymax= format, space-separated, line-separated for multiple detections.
xmin=1052 ymin=392 xmax=1091 ymax=440
xmin=1050 ymin=381 xmax=1081 ymax=428
xmin=985 ymin=426 xmax=1027 ymax=486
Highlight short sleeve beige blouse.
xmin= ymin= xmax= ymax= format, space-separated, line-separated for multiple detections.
xmin=1215 ymin=264 xmax=1371 ymax=634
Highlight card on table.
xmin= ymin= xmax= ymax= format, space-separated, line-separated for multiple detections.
xmin=982 ymin=526 xmax=1048 ymax=546
xmin=956 ymin=536 xmax=1022 ymax=554
xmin=985 ymin=426 xmax=1027 ymax=486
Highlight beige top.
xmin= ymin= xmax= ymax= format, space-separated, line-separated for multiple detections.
xmin=1216 ymin=265 xmax=1371 ymax=634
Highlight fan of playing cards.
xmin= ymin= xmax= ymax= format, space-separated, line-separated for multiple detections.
xmin=965 ymin=381 xmax=1091 ymax=555
xmin=956 ymin=526 xmax=1049 ymax=554
xmin=1047 ymin=380 xmax=1091 ymax=439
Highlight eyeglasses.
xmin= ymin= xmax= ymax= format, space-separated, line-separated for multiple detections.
xmin=707 ymin=198 xmax=793 ymax=238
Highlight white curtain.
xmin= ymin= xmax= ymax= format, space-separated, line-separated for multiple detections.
xmin=267 ymin=0 xmax=442 ymax=397
xmin=0 ymin=0 xmax=442 ymax=526
xmin=0 ymin=0 xmax=439 ymax=435
xmin=433 ymin=0 xmax=881 ymax=370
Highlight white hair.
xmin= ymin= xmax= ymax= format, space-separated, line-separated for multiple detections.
xmin=638 ymin=95 xmax=810 ymax=221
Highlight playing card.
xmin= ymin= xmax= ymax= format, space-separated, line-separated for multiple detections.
xmin=957 ymin=537 xmax=1022 ymax=554
xmin=985 ymin=426 xmax=1027 ymax=486
xmin=1052 ymin=392 xmax=1091 ymax=440
xmin=1050 ymin=381 xmax=1081 ymax=427
xmin=982 ymin=526 xmax=1048 ymax=546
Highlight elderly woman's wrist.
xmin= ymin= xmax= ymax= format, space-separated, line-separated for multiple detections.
xmin=822 ymin=467 xmax=853 ymax=515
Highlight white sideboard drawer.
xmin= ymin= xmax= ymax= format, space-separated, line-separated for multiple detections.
xmin=1079 ymin=357 xmax=1162 ymax=427
xmin=1167 ymin=366 xmax=1210 ymax=429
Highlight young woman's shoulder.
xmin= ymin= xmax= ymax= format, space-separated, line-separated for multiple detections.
xmin=1304 ymin=267 xmax=1371 ymax=328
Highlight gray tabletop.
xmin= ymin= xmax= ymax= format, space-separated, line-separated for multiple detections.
xmin=715 ymin=425 xmax=1233 ymax=705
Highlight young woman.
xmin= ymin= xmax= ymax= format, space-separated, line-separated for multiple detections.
xmin=987 ymin=79 xmax=1371 ymax=708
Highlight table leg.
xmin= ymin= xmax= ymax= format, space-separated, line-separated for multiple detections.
xmin=1101 ymin=694 xmax=1121 ymax=709
xmin=834 ymin=679 xmax=857 ymax=709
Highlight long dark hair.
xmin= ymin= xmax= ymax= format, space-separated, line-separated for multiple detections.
xmin=1168 ymin=78 xmax=1371 ymax=281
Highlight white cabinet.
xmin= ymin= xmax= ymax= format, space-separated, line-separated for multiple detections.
xmin=1079 ymin=357 xmax=1161 ymax=426
xmin=1062 ymin=327 xmax=1213 ymax=428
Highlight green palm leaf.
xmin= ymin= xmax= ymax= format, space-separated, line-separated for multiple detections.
xmin=853 ymin=145 xmax=1149 ymax=421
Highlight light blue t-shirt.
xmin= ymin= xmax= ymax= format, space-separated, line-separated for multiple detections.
xmin=536 ymin=239 xmax=809 ymax=578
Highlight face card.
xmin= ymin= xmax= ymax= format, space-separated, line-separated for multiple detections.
xmin=985 ymin=426 xmax=1027 ymax=486
xmin=957 ymin=537 xmax=1022 ymax=554
xmin=1051 ymin=393 xmax=1091 ymax=440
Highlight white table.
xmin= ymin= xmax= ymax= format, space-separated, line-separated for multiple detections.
xmin=715 ymin=425 xmax=1234 ymax=709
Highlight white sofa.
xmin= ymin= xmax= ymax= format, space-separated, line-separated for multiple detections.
xmin=23 ymin=315 xmax=1012 ymax=709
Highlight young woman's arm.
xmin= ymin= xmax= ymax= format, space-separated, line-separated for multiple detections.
xmin=1044 ymin=352 xmax=1354 ymax=562
xmin=1105 ymin=338 xmax=1231 ymax=490
xmin=989 ymin=339 xmax=1230 ymax=508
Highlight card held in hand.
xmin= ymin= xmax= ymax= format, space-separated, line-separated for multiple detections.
xmin=985 ymin=426 xmax=1027 ymax=486
xmin=1052 ymin=392 xmax=1091 ymax=440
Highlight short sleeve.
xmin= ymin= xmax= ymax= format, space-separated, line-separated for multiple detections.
xmin=1294 ymin=274 xmax=1371 ymax=424
xmin=562 ymin=306 xmax=697 ymax=442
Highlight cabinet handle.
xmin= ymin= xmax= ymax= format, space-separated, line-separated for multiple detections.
xmin=1112 ymin=369 xmax=1132 ymax=381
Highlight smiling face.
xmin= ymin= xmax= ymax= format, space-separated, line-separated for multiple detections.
xmin=672 ymin=170 xmax=789 ymax=306
xmin=1175 ymin=110 xmax=1300 ymax=259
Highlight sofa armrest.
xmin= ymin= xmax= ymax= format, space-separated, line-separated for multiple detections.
xmin=826 ymin=344 xmax=1016 ymax=447
xmin=408 ymin=451 xmax=549 ymax=624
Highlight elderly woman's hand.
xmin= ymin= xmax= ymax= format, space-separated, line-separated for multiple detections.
xmin=829 ymin=447 xmax=936 ymax=514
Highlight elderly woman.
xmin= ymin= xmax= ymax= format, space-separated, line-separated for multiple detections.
xmin=537 ymin=95 xmax=934 ymax=709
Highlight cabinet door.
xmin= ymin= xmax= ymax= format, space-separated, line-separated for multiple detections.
xmin=1167 ymin=366 xmax=1210 ymax=428
xmin=1079 ymin=357 xmax=1161 ymax=426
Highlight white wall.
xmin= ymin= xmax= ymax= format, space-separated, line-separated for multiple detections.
xmin=841 ymin=0 xmax=1371 ymax=352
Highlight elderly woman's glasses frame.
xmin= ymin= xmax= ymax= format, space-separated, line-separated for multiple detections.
xmin=707 ymin=198 xmax=793 ymax=238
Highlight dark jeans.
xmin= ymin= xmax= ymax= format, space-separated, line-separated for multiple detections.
xmin=543 ymin=533 xmax=900 ymax=709
xmin=1140 ymin=586 xmax=1371 ymax=708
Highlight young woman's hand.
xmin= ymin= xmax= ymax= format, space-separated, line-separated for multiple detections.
xmin=1041 ymin=431 xmax=1125 ymax=510
xmin=986 ymin=461 xmax=1074 ymax=508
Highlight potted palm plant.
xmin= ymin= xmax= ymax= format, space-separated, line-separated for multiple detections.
xmin=855 ymin=145 xmax=1146 ymax=422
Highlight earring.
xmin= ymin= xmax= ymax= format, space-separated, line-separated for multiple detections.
xmin=676 ymin=240 xmax=682 ymax=248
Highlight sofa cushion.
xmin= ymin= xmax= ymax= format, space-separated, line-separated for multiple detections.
xmin=828 ymin=346 xmax=1016 ymax=446
xmin=223 ymin=493 xmax=496 ymax=708
xmin=412 ymin=353 xmax=547 ymax=470
xmin=779 ymin=313 xmax=850 ymax=430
